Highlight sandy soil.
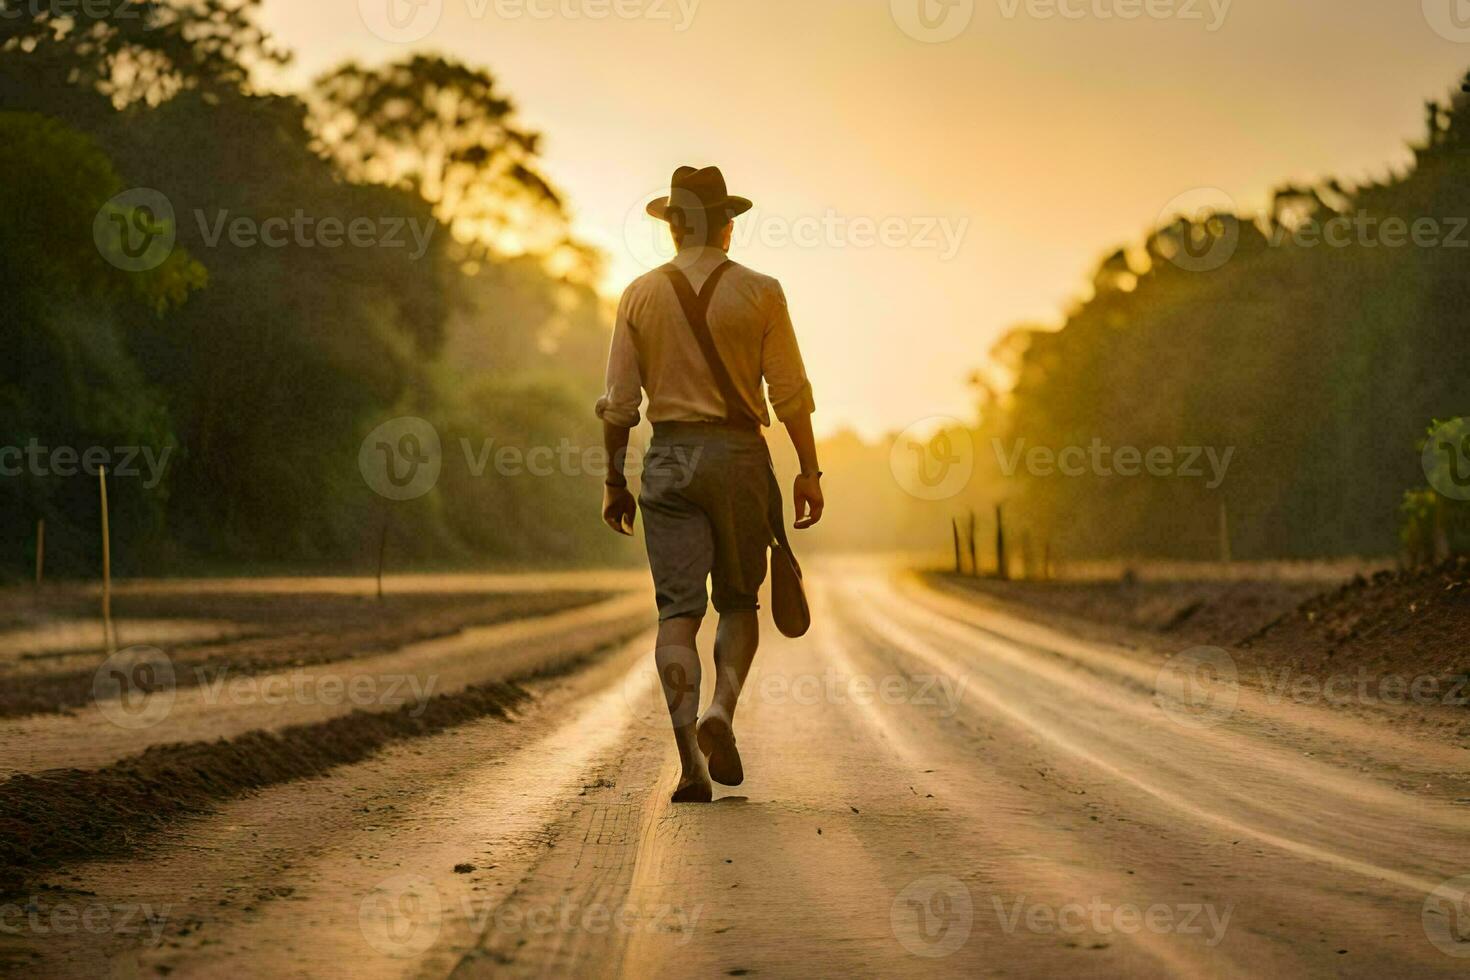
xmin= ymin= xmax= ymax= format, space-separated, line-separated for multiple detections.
xmin=0 ymin=586 xmax=617 ymax=716
xmin=5 ymin=561 xmax=1469 ymax=978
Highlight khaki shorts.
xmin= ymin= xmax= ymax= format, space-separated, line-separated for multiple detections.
xmin=639 ymin=422 xmax=776 ymax=621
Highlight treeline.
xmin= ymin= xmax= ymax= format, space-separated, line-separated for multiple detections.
xmin=967 ymin=71 xmax=1470 ymax=561
xmin=797 ymin=70 xmax=1470 ymax=564
xmin=1 ymin=1 xmax=625 ymax=579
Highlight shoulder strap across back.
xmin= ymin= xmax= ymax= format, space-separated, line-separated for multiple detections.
xmin=661 ymin=261 xmax=761 ymax=429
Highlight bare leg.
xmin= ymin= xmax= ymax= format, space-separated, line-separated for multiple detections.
xmin=656 ymin=615 xmax=711 ymax=802
xmin=710 ymin=610 xmax=759 ymax=723
xmin=698 ymin=610 xmax=758 ymax=786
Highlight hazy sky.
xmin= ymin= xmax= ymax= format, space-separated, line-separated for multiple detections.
xmin=260 ymin=0 xmax=1470 ymax=438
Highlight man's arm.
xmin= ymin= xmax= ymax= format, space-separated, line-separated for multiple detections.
xmin=761 ymin=283 xmax=823 ymax=529
xmin=601 ymin=421 xmax=637 ymax=536
xmin=597 ymin=291 xmax=642 ymax=536
xmin=783 ymin=411 xmax=824 ymax=529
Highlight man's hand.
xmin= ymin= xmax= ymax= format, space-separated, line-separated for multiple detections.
xmin=602 ymin=484 xmax=637 ymax=536
xmin=793 ymin=473 xmax=824 ymax=529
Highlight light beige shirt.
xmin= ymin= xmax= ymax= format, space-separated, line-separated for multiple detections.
xmin=596 ymin=247 xmax=816 ymax=429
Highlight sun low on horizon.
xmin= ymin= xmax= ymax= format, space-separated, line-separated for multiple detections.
xmin=259 ymin=0 xmax=1470 ymax=440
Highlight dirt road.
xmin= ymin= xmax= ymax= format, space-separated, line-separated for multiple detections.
xmin=9 ymin=562 xmax=1470 ymax=978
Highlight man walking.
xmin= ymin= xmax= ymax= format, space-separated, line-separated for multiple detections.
xmin=598 ymin=166 xmax=824 ymax=802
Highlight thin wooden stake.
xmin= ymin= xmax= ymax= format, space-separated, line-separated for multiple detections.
xmin=952 ymin=518 xmax=962 ymax=575
xmin=376 ymin=509 xmax=389 ymax=603
xmin=35 ymin=518 xmax=44 ymax=586
xmin=966 ymin=509 xmax=978 ymax=578
xmin=100 ymin=466 xmax=115 ymax=653
xmin=1218 ymin=499 xmax=1232 ymax=564
xmin=995 ymin=503 xmax=1009 ymax=581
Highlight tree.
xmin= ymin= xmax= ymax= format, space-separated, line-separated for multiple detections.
xmin=0 ymin=111 xmax=205 ymax=575
xmin=312 ymin=55 xmax=594 ymax=277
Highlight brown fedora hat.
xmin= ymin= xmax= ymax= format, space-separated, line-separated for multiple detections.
xmin=646 ymin=166 xmax=754 ymax=222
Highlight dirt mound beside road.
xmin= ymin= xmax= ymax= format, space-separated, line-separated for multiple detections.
xmin=930 ymin=572 xmax=1330 ymax=647
xmin=930 ymin=558 xmax=1470 ymax=723
xmin=0 ymin=678 xmax=533 ymax=897
xmin=1241 ymin=558 xmax=1470 ymax=682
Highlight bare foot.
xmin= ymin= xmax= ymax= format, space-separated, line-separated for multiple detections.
xmin=697 ymin=710 xmax=744 ymax=786
xmin=671 ymin=760 xmax=713 ymax=803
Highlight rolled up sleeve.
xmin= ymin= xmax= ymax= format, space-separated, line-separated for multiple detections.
xmin=761 ymin=282 xmax=816 ymax=422
xmin=595 ymin=292 xmax=643 ymax=428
